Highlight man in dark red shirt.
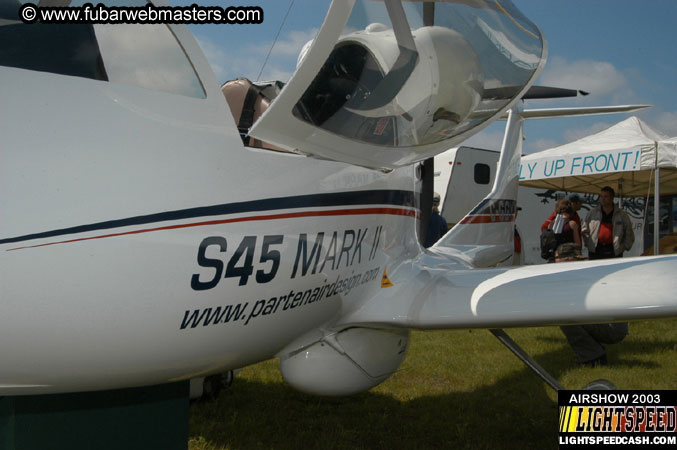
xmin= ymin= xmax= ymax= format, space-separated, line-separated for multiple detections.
xmin=561 ymin=187 xmax=633 ymax=367
xmin=582 ymin=187 xmax=634 ymax=259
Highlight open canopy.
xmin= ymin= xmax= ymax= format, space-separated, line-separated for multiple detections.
xmin=519 ymin=116 xmax=677 ymax=197
xmin=250 ymin=0 xmax=546 ymax=169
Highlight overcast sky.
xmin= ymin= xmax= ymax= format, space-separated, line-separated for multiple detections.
xmin=179 ymin=0 xmax=677 ymax=154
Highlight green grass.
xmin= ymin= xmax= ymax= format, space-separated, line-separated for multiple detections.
xmin=189 ymin=319 xmax=676 ymax=450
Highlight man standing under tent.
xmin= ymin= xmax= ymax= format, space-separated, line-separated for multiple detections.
xmin=582 ymin=186 xmax=634 ymax=259
xmin=568 ymin=194 xmax=584 ymax=242
xmin=561 ymin=186 xmax=633 ymax=366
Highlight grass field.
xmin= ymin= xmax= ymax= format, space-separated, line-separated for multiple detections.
xmin=189 ymin=319 xmax=676 ymax=450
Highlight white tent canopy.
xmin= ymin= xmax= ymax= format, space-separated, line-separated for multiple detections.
xmin=519 ymin=116 xmax=677 ymax=197
xmin=519 ymin=116 xmax=677 ymax=254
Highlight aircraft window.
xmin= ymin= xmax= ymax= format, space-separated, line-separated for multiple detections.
xmin=293 ymin=43 xmax=396 ymax=146
xmin=0 ymin=1 xmax=205 ymax=98
xmin=0 ymin=2 xmax=107 ymax=81
xmin=93 ymin=23 xmax=205 ymax=98
xmin=292 ymin=0 xmax=543 ymax=149
xmin=474 ymin=163 xmax=490 ymax=185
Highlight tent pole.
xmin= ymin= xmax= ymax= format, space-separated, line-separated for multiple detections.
xmin=654 ymin=168 xmax=660 ymax=255
xmin=654 ymin=142 xmax=660 ymax=255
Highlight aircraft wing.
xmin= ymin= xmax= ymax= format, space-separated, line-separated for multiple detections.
xmin=340 ymin=255 xmax=677 ymax=329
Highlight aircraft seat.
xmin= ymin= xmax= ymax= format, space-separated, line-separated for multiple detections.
xmin=221 ymin=78 xmax=290 ymax=152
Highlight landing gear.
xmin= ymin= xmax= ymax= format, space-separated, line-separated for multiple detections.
xmin=584 ymin=379 xmax=617 ymax=390
xmin=490 ymin=329 xmax=617 ymax=391
xmin=490 ymin=329 xmax=564 ymax=390
xmin=189 ymin=370 xmax=236 ymax=401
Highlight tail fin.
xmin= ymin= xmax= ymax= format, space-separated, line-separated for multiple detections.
xmin=433 ymin=106 xmax=523 ymax=267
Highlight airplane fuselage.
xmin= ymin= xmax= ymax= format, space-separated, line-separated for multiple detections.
xmin=8 ymin=0 xmax=671 ymax=399
xmin=0 ymin=61 xmax=430 ymax=394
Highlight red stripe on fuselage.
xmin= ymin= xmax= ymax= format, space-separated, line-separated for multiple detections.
xmin=8 ymin=207 xmax=418 ymax=251
xmin=459 ymin=215 xmax=514 ymax=224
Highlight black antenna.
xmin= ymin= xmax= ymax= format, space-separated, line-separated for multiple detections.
xmin=256 ymin=0 xmax=295 ymax=82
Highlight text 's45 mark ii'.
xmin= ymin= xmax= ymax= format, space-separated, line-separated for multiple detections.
xmin=191 ymin=235 xmax=283 ymax=291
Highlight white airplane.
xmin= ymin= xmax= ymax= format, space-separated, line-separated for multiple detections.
xmin=1 ymin=0 xmax=675 ymax=399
